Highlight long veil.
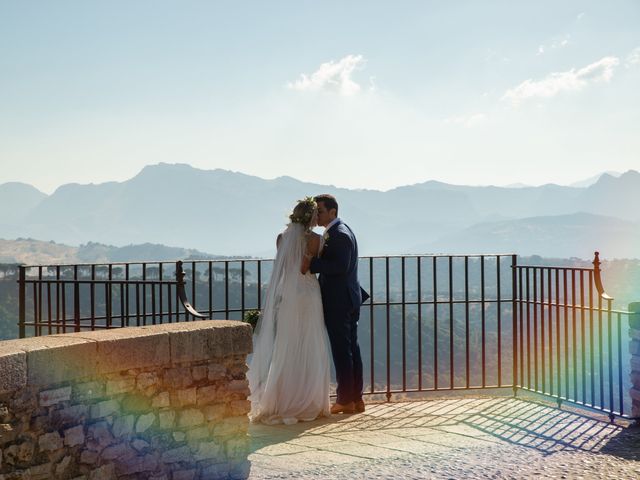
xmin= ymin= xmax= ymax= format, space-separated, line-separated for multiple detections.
xmin=247 ymin=222 xmax=307 ymax=412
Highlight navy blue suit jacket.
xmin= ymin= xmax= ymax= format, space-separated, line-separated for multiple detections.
xmin=310 ymin=220 xmax=367 ymax=315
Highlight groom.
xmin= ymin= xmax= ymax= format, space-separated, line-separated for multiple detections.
xmin=309 ymin=194 xmax=368 ymax=414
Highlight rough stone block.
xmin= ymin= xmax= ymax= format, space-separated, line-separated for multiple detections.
xmin=74 ymin=381 xmax=105 ymax=402
xmin=101 ymin=442 xmax=134 ymax=461
xmin=0 ymin=423 xmax=16 ymax=447
xmin=202 ymin=463 xmax=230 ymax=479
xmin=172 ymin=431 xmax=186 ymax=442
xmin=212 ymin=417 xmax=247 ymax=437
xmin=203 ymin=404 xmax=226 ymax=421
xmin=0 ymin=345 xmax=27 ymax=394
xmin=55 ymin=404 xmax=89 ymax=426
xmin=229 ymin=400 xmax=251 ymax=416
xmin=131 ymin=439 xmax=150 ymax=452
xmin=158 ymin=410 xmax=175 ymax=430
xmin=64 ymin=425 xmax=85 ymax=446
xmin=28 ymin=462 xmax=53 ymax=480
xmin=197 ymin=385 xmax=219 ymax=406
xmin=207 ymin=363 xmax=227 ymax=381
xmin=86 ymin=422 xmax=114 ymax=451
xmin=88 ymin=463 xmax=116 ymax=480
xmin=172 ymin=469 xmax=197 ymax=480
xmin=230 ymin=460 xmax=251 ymax=480
xmin=135 ymin=412 xmax=156 ymax=433
xmin=163 ymin=367 xmax=193 ymax=389
xmin=192 ymin=365 xmax=207 ymax=382
xmin=112 ymin=415 xmax=135 ymax=438
xmin=80 ymin=449 xmax=99 ymax=465
xmin=39 ymin=386 xmax=72 ymax=407
xmin=90 ymin=399 xmax=120 ymax=419
xmin=631 ymin=340 xmax=640 ymax=356
xmin=194 ymin=440 xmax=223 ymax=461
xmin=71 ymin=328 xmax=170 ymax=374
xmin=186 ymin=426 xmax=209 ymax=443
xmin=632 ymin=356 xmax=640 ymax=373
xmin=136 ymin=372 xmax=159 ymax=390
xmin=172 ymin=388 xmax=197 ymax=408
xmin=3 ymin=440 xmax=35 ymax=464
xmin=55 ymin=455 xmax=73 ymax=477
xmin=152 ymin=392 xmax=170 ymax=408
xmin=38 ymin=431 xmax=63 ymax=452
xmin=22 ymin=336 xmax=98 ymax=386
xmin=160 ymin=445 xmax=192 ymax=464
xmin=630 ymin=387 xmax=640 ymax=402
xmin=178 ymin=409 xmax=205 ymax=428
xmin=106 ymin=377 xmax=136 ymax=396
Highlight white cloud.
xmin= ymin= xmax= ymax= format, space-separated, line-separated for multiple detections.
xmin=445 ymin=113 xmax=487 ymax=128
xmin=287 ymin=54 xmax=366 ymax=96
xmin=536 ymin=34 xmax=570 ymax=55
xmin=626 ymin=47 xmax=640 ymax=67
xmin=577 ymin=12 xmax=586 ymax=21
xmin=502 ymin=56 xmax=620 ymax=106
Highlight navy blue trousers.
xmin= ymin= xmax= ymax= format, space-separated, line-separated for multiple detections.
xmin=325 ymin=308 xmax=364 ymax=405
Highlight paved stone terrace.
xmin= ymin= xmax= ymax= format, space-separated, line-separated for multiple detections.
xmin=247 ymin=396 xmax=640 ymax=479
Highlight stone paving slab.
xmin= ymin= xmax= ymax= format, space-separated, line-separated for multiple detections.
xmin=247 ymin=396 xmax=640 ymax=479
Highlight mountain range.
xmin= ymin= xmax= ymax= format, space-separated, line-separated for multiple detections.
xmin=1 ymin=164 xmax=639 ymax=260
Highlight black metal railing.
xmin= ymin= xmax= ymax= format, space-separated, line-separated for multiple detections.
xmin=16 ymin=252 xmax=634 ymax=420
xmin=514 ymin=252 xmax=631 ymax=420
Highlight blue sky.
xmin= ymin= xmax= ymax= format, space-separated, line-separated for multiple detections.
xmin=1 ymin=1 xmax=639 ymax=193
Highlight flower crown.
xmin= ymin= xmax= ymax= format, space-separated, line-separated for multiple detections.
xmin=289 ymin=196 xmax=317 ymax=227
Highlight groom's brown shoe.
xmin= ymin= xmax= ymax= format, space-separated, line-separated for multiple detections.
xmin=355 ymin=399 xmax=365 ymax=413
xmin=331 ymin=402 xmax=355 ymax=414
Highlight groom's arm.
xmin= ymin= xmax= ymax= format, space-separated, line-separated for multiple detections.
xmin=309 ymin=232 xmax=352 ymax=275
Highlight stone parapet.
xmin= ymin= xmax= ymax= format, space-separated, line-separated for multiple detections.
xmin=0 ymin=320 xmax=253 ymax=479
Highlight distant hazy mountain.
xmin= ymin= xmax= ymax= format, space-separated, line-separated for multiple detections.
xmin=1 ymin=164 xmax=639 ymax=259
xmin=422 ymin=212 xmax=640 ymax=259
xmin=0 ymin=238 xmax=218 ymax=265
xmin=570 ymin=171 xmax=622 ymax=188
xmin=0 ymin=182 xmax=47 ymax=224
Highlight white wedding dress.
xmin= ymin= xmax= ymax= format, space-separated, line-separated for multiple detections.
xmin=247 ymin=223 xmax=331 ymax=425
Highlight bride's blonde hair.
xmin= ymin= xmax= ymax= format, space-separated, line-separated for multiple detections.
xmin=289 ymin=197 xmax=317 ymax=229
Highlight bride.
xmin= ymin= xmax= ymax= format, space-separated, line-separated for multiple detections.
xmin=247 ymin=197 xmax=331 ymax=424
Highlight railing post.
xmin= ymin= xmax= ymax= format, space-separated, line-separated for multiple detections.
xmin=18 ymin=265 xmax=26 ymax=338
xmin=74 ymin=281 xmax=81 ymax=332
xmin=629 ymin=302 xmax=640 ymax=426
xmin=512 ymin=254 xmax=518 ymax=396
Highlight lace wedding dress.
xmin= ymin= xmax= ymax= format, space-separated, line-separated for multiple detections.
xmin=247 ymin=223 xmax=331 ymax=424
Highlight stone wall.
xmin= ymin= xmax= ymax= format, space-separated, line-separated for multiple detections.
xmin=630 ymin=302 xmax=640 ymax=421
xmin=0 ymin=321 xmax=253 ymax=479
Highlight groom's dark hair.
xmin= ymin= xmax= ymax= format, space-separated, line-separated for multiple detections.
xmin=314 ymin=194 xmax=338 ymax=215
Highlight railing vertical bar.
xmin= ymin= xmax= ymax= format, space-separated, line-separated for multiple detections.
xmin=588 ymin=270 xmax=594 ymax=407
xmin=617 ymin=312 xmax=624 ymax=416
xmin=401 ymin=257 xmax=406 ymax=392
xmin=449 ymin=256 xmax=454 ymax=389
xmin=151 ymin=279 xmax=157 ymax=325
xmin=481 ymin=256 xmax=486 ymax=388
xmin=73 ymin=265 xmax=80 ymax=333
xmin=135 ymin=283 xmax=141 ymax=327
xmin=606 ymin=299 xmax=613 ymax=415
xmin=464 ymin=256 xmax=470 ymax=389
xmin=547 ymin=267 xmax=553 ymax=396
xmin=417 ymin=257 xmax=423 ymax=391
xmin=580 ymin=270 xmax=586 ymax=404
xmin=168 ymin=283 xmax=173 ymax=323
xmin=257 ymin=260 xmax=263 ymax=311
xmin=142 ymin=263 xmax=147 ymax=326
xmin=108 ymin=264 xmax=113 ymax=328
xmin=385 ymin=256 xmax=391 ymax=400
xmin=191 ymin=261 xmax=197 ymax=315
xmin=533 ymin=267 xmax=538 ymax=391
xmin=32 ymin=283 xmax=39 ymax=336
xmin=540 ymin=267 xmax=546 ymax=394
xmin=511 ymin=255 xmax=517 ymax=392
xmin=159 ymin=264 xmax=164 ymax=323
xmin=563 ymin=269 xmax=569 ymax=400
xmin=90 ymin=265 xmax=96 ymax=331
xmin=225 ymin=262 xmax=230 ymax=319
xmin=526 ymin=267 xmax=531 ymax=390
xmin=241 ymin=260 xmax=246 ymax=321
xmin=46 ymin=281 xmax=52 ymax=336
xmin=497 ymin=256 xmax=502 ymax=387
xmin=208 ymin=261 xmax=213 ymax=318
xmin=56 ymin=266 xmax=61 ymax=334
xmin=555 ymin=268 xmax=561 ymax=400
xmin=125 ymin=264 xmax=130 ymax=326
xmin=571 ymin=269 xmax=577 ymax=402
xmin=38 ymin=266 xmax=43 ymax=335
xmin=18 ymin=266 xmax=26 ymax=338
xmin=518 ymin=266 xmax=524 ymax=387
xmin=105 ymin=283 xmax=111 ymax=328
xmin=433 ymin=256 xmax=438 ymax=390
xmin=369 ymin=257 xmax=374 ymax=394
xmin=597 ymin=290 xmax=603 ymax=409
xmin=61 ymin=271 xmax=66 ymax=334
